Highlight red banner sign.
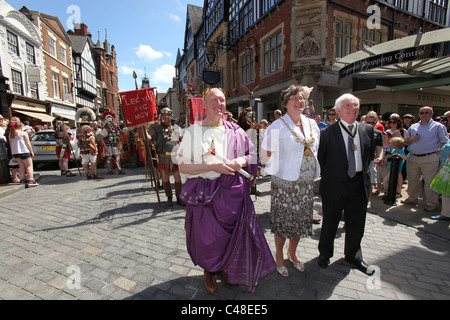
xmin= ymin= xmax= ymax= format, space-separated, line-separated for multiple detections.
xmin=120 ymin=88 xmax=157 ymax=128
xmin=189 ymin=98 xmax=205 ymax=125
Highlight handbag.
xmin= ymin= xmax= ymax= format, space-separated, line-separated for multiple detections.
xmin=430 ymin=159 xmax=450 ymax=196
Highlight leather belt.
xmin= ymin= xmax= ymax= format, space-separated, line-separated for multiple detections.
xmin=412 ymin=151 xmax=437 ymax=157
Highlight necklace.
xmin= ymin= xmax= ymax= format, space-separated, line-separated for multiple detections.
xmin=280 ymin=117 xmax=315 ymax=157
xmin=201 ymin=123 xmax=224 ymax=127
xmin=339 ymin=121 xmax=358 ymax=151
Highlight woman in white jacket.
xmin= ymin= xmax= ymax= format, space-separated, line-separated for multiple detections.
xmin=261 ymin=85 xmax=320 ymax=277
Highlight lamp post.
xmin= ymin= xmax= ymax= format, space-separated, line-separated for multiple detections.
xmin=245 ymin=36 xmax=259 ymax=63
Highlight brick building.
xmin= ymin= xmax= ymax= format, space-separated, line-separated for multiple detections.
xmin=91 ymin=29 xmax=119 ymax=119
xmin=20 ymin=7 xmax=77 ymax=125
xmin=176 ymin=0 xmax=449 ymax=123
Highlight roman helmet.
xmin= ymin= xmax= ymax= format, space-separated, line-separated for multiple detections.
xmin=102 ymin=111 xmax=116 ymax=123
xmin=160 ymin=107 xmax=173 ymax=115
xmin=76 ymin=107 xmax=96 ymax=124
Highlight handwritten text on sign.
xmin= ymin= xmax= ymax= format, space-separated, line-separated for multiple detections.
xmin=119 ymin=88 xmax=157 ymax=128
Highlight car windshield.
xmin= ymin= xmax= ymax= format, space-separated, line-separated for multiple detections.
xmin=31 ymin=132 xmax=56 ymax=142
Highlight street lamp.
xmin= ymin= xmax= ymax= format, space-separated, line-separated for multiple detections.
xmin=245 ymin=36 xmax=259 ymax=63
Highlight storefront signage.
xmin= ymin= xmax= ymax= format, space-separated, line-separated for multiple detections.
xmin=202 ymin=70 xmax=221 ymax=85
xmin=339 ymin=41 xmax=450 ymax=79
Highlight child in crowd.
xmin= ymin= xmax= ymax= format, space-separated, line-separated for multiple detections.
xmin=383 ymin=137 xmax=407 ymax=199
xmin=8 ymin=120 xmax=39 ymax=187
xmin=373 ymin=131 xmax=391 ymax=195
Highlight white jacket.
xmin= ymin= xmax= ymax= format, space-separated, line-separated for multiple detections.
xmin=261 ymin=114 xmax=321 ymax=181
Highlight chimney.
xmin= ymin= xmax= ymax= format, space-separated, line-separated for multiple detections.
xmin=74 ymin=23 xmax=89 ymax=36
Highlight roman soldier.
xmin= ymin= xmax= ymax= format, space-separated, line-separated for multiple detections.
xmin=54 ymin=117 xmax=76 ymax=177
xmin=76 ymin=108 xmax=103 ymax=180
xmin=100 ymin=112 xmax=125 ymax=175
xmin=149 ymin=107 xmax=184 ymax=206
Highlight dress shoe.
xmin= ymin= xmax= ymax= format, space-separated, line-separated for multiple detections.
xmin=204 ymin=271 xmax=218 ymax=294
xmin=218 ymin=270 xmax=232 ymax=285
xmin=317 ymin=256 xmax=330 ymax=268
xmin=345 ymin=258 xmax=375 ymax=276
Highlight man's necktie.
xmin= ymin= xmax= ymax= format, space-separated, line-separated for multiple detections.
xmin=347 ymin=125 xmax=356 ymax=178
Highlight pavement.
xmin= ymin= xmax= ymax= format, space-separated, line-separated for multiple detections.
xmin=0 ymin=166 xmax=449 ymax=301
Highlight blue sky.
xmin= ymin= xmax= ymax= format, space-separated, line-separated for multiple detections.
xmin=6 ymin=0 xmax=204 ymax=93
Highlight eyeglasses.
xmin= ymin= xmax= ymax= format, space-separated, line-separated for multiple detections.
xmin=289 ymin=97 xmax=305 ymax=102
xmin=419 ymin=111 xmax=431 ymax=115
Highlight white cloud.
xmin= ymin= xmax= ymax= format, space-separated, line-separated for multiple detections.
xmin=119 ymin=65 xmax=144 ymax=76
xmin=152 ymin=64 xmax=175 ymax=84
xmin=135 ymin=44 xmax=164 ymax=61
xmin=169 ymin=14 xmax=181 ymax=22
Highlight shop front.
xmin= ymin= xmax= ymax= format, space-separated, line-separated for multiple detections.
xmin=10 ymin=96 xmax=53 ymax=126
xmin=51 ymin=103 xmax=77 ymax=127
xmin=332 ymin=28 xmax=450 ymax=118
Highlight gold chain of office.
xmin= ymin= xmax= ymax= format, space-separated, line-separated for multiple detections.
xmin=280 ymin=118 xmax=315 ymax=157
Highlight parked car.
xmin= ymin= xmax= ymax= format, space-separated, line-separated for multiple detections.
xmin=30 ymin=129 xmax=80 ymax=164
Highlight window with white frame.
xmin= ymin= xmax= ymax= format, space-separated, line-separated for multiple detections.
xmin=49 ymin=37 xmax=56 ymax=57
xmin=30 ymin=82 xmax=39 ymax=100
xmin=7 ymin=31 xmax=19 ymax=56
xmin=26 ymin=43 xmax=36 ymax=64
xmin=60 ymin=47 xmax=66 ymax=64
xmin=52 ymin=72 xmax=60 ymax=98
xmin=264 ymin=30 xmax=283 ymax=75
xmin=11 ymin=70 xmax=23 ymax=95
xmin=63 ymin=78 xmax=69 ymax=95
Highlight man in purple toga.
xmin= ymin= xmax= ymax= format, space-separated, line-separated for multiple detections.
xmin=177 ymin=88 xmax=276 ymax=293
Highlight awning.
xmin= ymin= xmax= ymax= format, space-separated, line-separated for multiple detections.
xmin=51 ymin=104 xmax=77 ymax=121
xmin=14 ymin=110 xmax=55 ymax=122
xmin=333 ymin=28 xmax=450 ymax=81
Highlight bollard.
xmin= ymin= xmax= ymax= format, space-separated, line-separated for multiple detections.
xmin=0 ymin=142 xmax=11 ymax=184
xmin=384 ymin=154 xmax=401 ymax=206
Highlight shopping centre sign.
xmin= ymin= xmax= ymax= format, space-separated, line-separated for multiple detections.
xmin=339 ymin=41 xmax=450 ymax=79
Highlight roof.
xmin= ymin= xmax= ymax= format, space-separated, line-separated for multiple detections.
xmin=187 ymin=4 xmax=203 ymax=34
xmin=68 ymin=34 xmax=89 ymax=53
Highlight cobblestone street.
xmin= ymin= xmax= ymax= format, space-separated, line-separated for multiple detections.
xmin=0 ymin=167 xmax=449 ymax=301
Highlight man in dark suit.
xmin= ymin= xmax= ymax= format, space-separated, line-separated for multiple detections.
xmin=317 ymin=93 xmax=376 ymax=275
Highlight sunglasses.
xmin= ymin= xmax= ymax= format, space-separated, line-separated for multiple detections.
xmin=328 ymin=113 xmax=336 ymax=116
xmin=419 ymin=111 xmax=431 ymax=115
xmin=366 ymin=121 xmax=376 ymax=125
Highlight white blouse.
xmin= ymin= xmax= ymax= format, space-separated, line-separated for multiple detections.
xmin=261 ymin=114 xmax=320 ymax=181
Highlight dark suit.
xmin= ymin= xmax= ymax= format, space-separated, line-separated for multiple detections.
xmin=318 ymin=121 xmax=375 ymax=262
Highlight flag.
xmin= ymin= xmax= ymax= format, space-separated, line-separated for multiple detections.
xmin=189 ymin=98 xmax=206 ymax=125
xmin=120 ymin=88 xmax=157 ymax=128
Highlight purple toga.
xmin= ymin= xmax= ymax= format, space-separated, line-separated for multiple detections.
xmin=180 ymin=121 xmax=276 ymax=292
